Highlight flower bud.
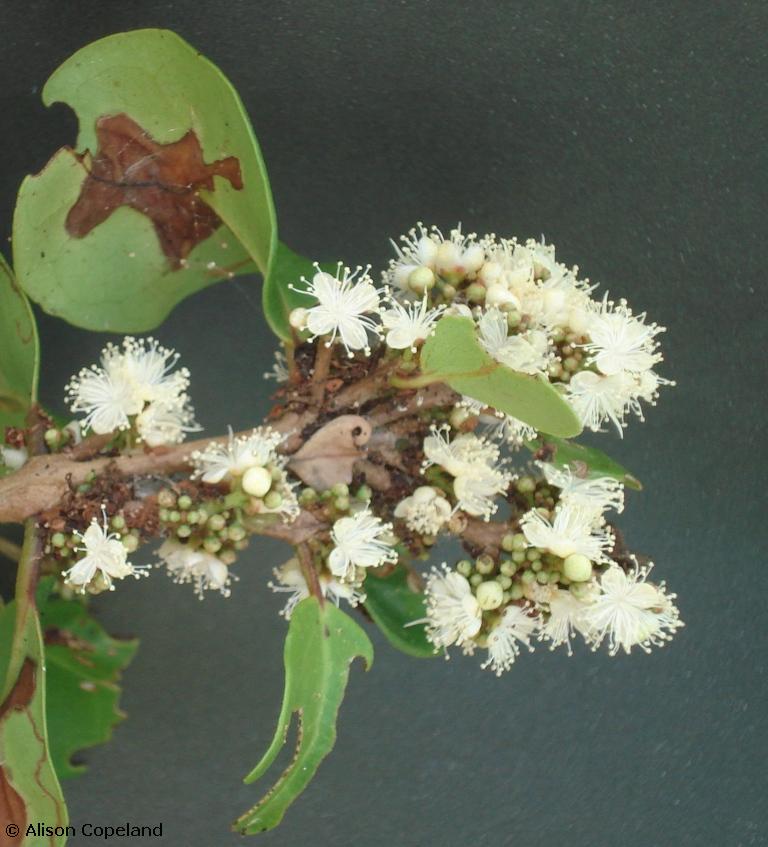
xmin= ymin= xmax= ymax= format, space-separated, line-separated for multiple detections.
xmin=242 ymin=466 xmax=272 ymax=498
xmin=563 ymin=553 xmax=592 ymax=582
xmin=476 ymin=580 xmax=504 ymax=610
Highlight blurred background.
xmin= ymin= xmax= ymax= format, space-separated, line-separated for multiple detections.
xmin=1 ymin=2 xmax=766 ymax=845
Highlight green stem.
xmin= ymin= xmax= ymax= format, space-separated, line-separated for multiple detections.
xmin=389 ymin=372 xmax=441 ymax=389
xmin=0 ymin=535 xmax=22 ymax=563
xmin=1 ymin=520 xmax=41 ymax=702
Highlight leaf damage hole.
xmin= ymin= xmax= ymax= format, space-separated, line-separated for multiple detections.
xmin=66 ymin=113 xmax=243 ymax=268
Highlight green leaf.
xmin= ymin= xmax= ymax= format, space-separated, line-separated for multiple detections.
xmin=420 ymin=315 xmax=582 ymax=437
xmin=235 ymin=598 xmax=373 ymax=834
xmin=13 ymin=28 xmax=275 ymax=332
xmin=0 ymin=531 xmax=68 ymax=843
xmin=0 ymin=253 xmax=38 ymax=440
xmin=526 ymin=435 xmax=642 ymax=490
xmin=364 ymin=566 xmax=435 ymax=658
xmin=263 ymin=242 xmax=337 ymax=341
xmin=38 ymin=587 xmax=138 ymax=780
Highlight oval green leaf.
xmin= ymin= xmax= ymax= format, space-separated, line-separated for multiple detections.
xmin=420 ymin=315 xmax=582 ymax=437
xmin=13 ymin=28 xmax=275 ymax=332
xmin=364 ymin=565 xmax=435 ymax=658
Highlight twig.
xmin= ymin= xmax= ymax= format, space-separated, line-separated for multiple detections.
xmin=296 ymin=542 xmax=324 ymax=605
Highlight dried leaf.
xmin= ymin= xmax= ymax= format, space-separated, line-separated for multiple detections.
xmin=288 ymin=415 xmax=371 ymax=489
xmin=67 ymin=114 xmax=242 ymax=268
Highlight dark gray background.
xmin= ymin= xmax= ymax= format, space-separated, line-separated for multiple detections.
xmin=1 ymin=2 xmax=766 ymax=845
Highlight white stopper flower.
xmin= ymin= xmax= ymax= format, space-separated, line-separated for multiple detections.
xmin=191 ymin=427 xmax=283 ymax=484
xmin=481 ymin=604 xmax=540 ymax=676
xmin=423 ymin=566 xmax=482 ymax=650
xmin=157 ymin=539 xmax=234 ymax=599
xmin=328 ymin=509 xmax=397 ymax=580
xmin=269 ymin=557 xmax=365 ymax=619
xmin=477 ymin=309 xmax=550 ymax=375
xmin=579 ymin=562 xmax=683 ymax=655
xmin=422 ymin=426 xmax=512 ymax=519
xmin=567 ymin=370 xmax=632 ymax=436
xmin=291 ymin=263 xmax=382 ymax=355
xmin=520 ymin=502 xmax=613 ymax=562
xmin=582 ymin=297 xmax=664 ymax=376
xmin=538 ymin=587 xmax=597 ymax=655
xmin=394 ymin=486 xmax=452 ymax=535
xmin=66 ymin=336 xmax=197 ymax=445
xmin=539 ymin=462 xmax=625 ymax=516
xmin=65 ymin=509 xmax=143 ymax=593
xmin=381 ymin=296 xmax=445 ymax=351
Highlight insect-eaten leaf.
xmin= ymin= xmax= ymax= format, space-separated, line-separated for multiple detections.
xmin=13 ymin=28 xmax=275 ymax=332
xmin=364 ymin=565 xmax=435 ymax=658
xmin=0 ymin=565 xmax=68 ymax=843
xmin=235 ymin=598 xmax=373 ymax=834
xmin=0 ymin=253 xmax=38 ymax=450
xmin=263 ymin=242 xmax=338 ymax=341
xmin=420 ymin=315 xmax=582 ymax=438
xmin=38 ymin=583 xmax=138 ymax=780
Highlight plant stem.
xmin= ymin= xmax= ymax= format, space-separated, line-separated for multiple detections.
xmin=388 ymin=372 xmax=440 ymax=389
xmin=0 ymin=536 xmax=22 ymax=563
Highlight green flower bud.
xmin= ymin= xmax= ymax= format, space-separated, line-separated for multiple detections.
xmin=475 ymin=554 xmax=495 ymax=575
xmin=157 ymin=489 xmax=176 ymax=508
xmin=563 ymin=554 xmax=592 ymax=582
xmin=203 ymin=537 xmax=222 ymax=554
xmin=207 ymin=514 xmax=226 ymax=532
xmin=476 ymin=580 xmax=504 ymax=610
xmin=177 ymin=494 xmax=193 ymax=511
xmin=469 ymin=573 xmax=484 ymax=587
xmin=264 ymin=490 xmax=283 ymax=510
xmin=509 ymin=583 xmax=524 ymax=600
xmin=500 ymin=560 xmax=517 ymax=577
xmin=456 ymin=560 xmax=473 ymax=578
xmin=122 ymin=534 xmax=139 ymax=553
xmin=51 ymin=532 xmax=67 ymax=548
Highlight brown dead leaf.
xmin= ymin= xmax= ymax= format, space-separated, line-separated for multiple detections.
xmin=288 ymin=416 xmax=371 ymax=490
xmin=67 ymin=113 xmax=242 ymax=267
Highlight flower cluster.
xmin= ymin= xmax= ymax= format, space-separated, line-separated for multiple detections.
xmin=422 ymin=465 xmax=682 ymax=673
xmin=191 ymin=427 xmax=299 ymax=521
xmin=66 ymin=337 xmax=198 ymax=446
xmin=382 ymin=224 xmax=672 ymax=436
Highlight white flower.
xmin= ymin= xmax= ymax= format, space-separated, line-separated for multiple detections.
xmin=291 ymin=264 xmax=382 ymax=355
xmin=424 ymin=566 xmax=482 ymax=649
xmin=520 ymin=502 xmax=613 ymax=561
xmin=567 ymin=370 xmax=632 ymax=435
xmin=385 ymin=222 xmax=440 ymax=291
xmin=481 ymin=604 xmax=540 ymax=675
xmin=458 ymin=397 xmax=537 ymax=448
xmin=422 ymin=425 xmax=512 ymax=519
xmin=135 ymin=397 xmax=199 ymax=447
xmin=269 ymin=557 xmax=365 ymax=618
xmin=157 ymin=539 xmax=234 ymax=599
xmin=191 ymin=426 xmax=283 ymax=484
xmin=539 ymin=462 xmax=625 ymax=515
xmin=263 ymin=350 xmax=290 ymax=383
xmin=385 ymin=223 xmax=485 ymax=292
xmin=65 ymin=509 xmax=142 ymax=592
xmin=394 ymin=486 xmax=452 ymax=535
xmin=582 ymin=297 xmax=664 ymax=376
xmin=477 ymin=308 xmax=550 ymax=374
xmin=328 ymin=509 xmax=397 ymax=580
xmin=66 ymin=337 xmax=196 ymax=443
xmin=422 ymin=426 xmax=500 ymax=477
xmin=381 ymin=296 xmax=445 ymax=351
xmin=497 ymin=414 xmax=537 ymax=447
xmin=538 ymin=587 xmax=596 ymax=655
xmin=453 ymin=468 xmax=511 ymax=519
xmin=579 ymin=562 xmax=683 ymax=655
